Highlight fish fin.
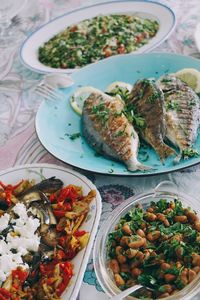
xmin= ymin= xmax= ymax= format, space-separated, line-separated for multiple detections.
xmin=173 ymin=153 xmax=182 ymax=164
xmin=126 ymin=159 xmax=152 ymax=172
xmin=156 ymin=143 xmax=176 ymax=160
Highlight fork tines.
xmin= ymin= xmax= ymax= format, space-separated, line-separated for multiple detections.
xmin=35 ymin=84 xmax=64 ymax=102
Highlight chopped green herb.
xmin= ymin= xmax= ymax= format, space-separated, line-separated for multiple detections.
xmin=92 ymin=102 xmax=110 ymax=125
xmin=182 ymin=148 xmax=200 ymax=159
xmin=165 ymin=100 xmax=180 ymax=111
xmin=68 ymin=132 xmax=81 ymax=140
xmin=107 ymin=86 xmax=130 ymax=102
xmin=161 ymin=78 xmax=172 ymax=83
xmin=147 ymin=91 xmax=162 ymax=103
xmin=138 ymin=274 xmax=157 ymax=288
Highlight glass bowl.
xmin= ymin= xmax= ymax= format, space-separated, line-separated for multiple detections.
xmin=93 ymin=181 xmax=200 ymax=300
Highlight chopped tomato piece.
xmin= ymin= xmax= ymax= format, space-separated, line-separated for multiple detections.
xmin=117 ymin=44 xmax=125 ymax=54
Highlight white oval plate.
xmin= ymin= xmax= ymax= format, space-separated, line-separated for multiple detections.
xmin=20 ymin=0 xmax=176 ymax=74
xmin=0 ymin=163 xmax=102 ymax=300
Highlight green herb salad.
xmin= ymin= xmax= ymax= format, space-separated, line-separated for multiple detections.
xmin=38 ymin=15 xmax=159 ymax=69
xmin=107 ymin=199 xmax=200 ymax=299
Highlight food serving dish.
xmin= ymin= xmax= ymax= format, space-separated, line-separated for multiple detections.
xmin=20 ymin=0 xmax=176 ymax=74
xmin=0 ymin=164 xmax=102 ymax=300
xmin=35 ymin=53 xmax=200 ymax=176
xmin=93 ymin=181 xmax=200 ymax=299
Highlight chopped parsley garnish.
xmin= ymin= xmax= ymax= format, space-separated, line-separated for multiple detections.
xmin=147 ymin=91 xmax=162 ymax=103
xmin=92 ymin=102 xmax=110 ymax=124
xmin=165 ymin=100 xmax=180 ymax=111
xmin=161 ymin=78 xmax=172 ymax=83
xmin=182 ymin=148 xmax=200 ymax=159
xmin=68 ymin=132 xmax=81 ymax=140
xmin=107 ymin=86 xmax=130 ymax=102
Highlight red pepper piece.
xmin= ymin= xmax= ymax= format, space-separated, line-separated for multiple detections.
xmin=0 ymin=295 xmax=8 ymax=300
xmin=57 ymin=250 xmax=67 ymax=261
xmin=74 ymin=230 xmax=86 ymax=237
xmin=57 ymin=186 xmax=78 ymax=203
xmin=0 ymin=180 xmax=23 ymax=206
xmin=49 ymin=193 xmax=57 ymax=202
xmin=0 ymin=288 xmax=11 ymax=298
xmin=53 ymin=209 xmax=66 ymax=218
xmin=65 ymin=249 xmax=76 ymax=260
xmin=56 ymin=262 xmax=73 ymax=296
xmin=12 ymin=268 xmax=28 ymax=283
xmin=40 ymin=260 xmax=57 ymax=275
xmin=58 ymin=236 xmax=67 ymax=247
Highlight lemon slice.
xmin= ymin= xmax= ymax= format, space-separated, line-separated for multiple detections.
xmin=70 ymin=86 xmax=113 ymax=116
xmin=106 ymin=81 xmax=133 ymax=93
xmin=175 ymin=68 xmax=200 ymax=93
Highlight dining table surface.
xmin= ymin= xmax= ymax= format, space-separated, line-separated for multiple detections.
xmin=0 ymin=0 xmax=200 ymax=299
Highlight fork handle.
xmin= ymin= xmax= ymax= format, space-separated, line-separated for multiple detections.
xmin=110 ymin=285 xmax=143 ymax=300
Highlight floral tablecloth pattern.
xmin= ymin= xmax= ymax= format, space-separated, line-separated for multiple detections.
xmin=0 ymin=0 xmax=200 ymax=299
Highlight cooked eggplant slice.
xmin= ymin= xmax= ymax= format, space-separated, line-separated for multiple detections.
xmin=0 ymin=199 xmax=9 ymax=211
xmin=18 ymin=177 xmax=63 ymax=197
xmin=41 ymin=226 xmax=57 ymax=248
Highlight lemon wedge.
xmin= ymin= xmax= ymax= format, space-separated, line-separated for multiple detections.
xmin=106 ymin=81 xmax=133 ymax=93
xmin=70 ymin=86 xmax=113 ymax=116
xmin=175 ymin=68 xmax=200 ymax=93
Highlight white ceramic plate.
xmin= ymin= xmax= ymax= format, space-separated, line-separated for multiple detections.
xmin=20 ymin=0 xmax=176 ymax=74
xmin=0 ymin=163 xmax=102 ymax=300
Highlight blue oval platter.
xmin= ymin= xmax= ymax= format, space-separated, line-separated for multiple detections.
xmin=35 ymin=53 xmax=200 ymax=176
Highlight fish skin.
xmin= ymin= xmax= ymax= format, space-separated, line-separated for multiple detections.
xmin=82 ymin=92 xmax=150 ymax=171
xmin=128 ymin=79 xmax=175 ymax=160
xmin=157 ymin=75 xmax=200 ymax=153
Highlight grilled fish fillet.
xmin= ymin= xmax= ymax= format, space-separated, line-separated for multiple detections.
xmin=82 ymin=91 xmax=150 ymax=171
xmin=157 ymin=75 xmax=200 ymax=154
xmin=129 ymin=79 xmax=175 ymax=160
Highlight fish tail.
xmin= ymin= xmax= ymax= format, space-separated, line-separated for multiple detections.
xmin=173 ymin=153 xmax=182 ymax=164
xmin=156 ymin=143 xmax=176 ymax=160
xmin=126 ymin=159 xmax=152 ymax=172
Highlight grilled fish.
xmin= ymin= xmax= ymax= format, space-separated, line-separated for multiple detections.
xmin=82 ymin=90 xmax=150 ymax=171
xmin=128 ymin=79 xmax=175 ymax=160
xmin=157 ymin=75 xmax=200 ymax=156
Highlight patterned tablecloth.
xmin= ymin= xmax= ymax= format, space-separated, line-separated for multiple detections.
xmin=0 ymin=0 xmax=200 ymax=299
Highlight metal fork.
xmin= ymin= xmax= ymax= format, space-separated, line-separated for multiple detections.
xmin=110 ymin=284 xmax=154 ymax=300
xmin=34 ymin=73 xmax=74 ymax=102
xmin=35 ymin=83 xmax=65 ymax=101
